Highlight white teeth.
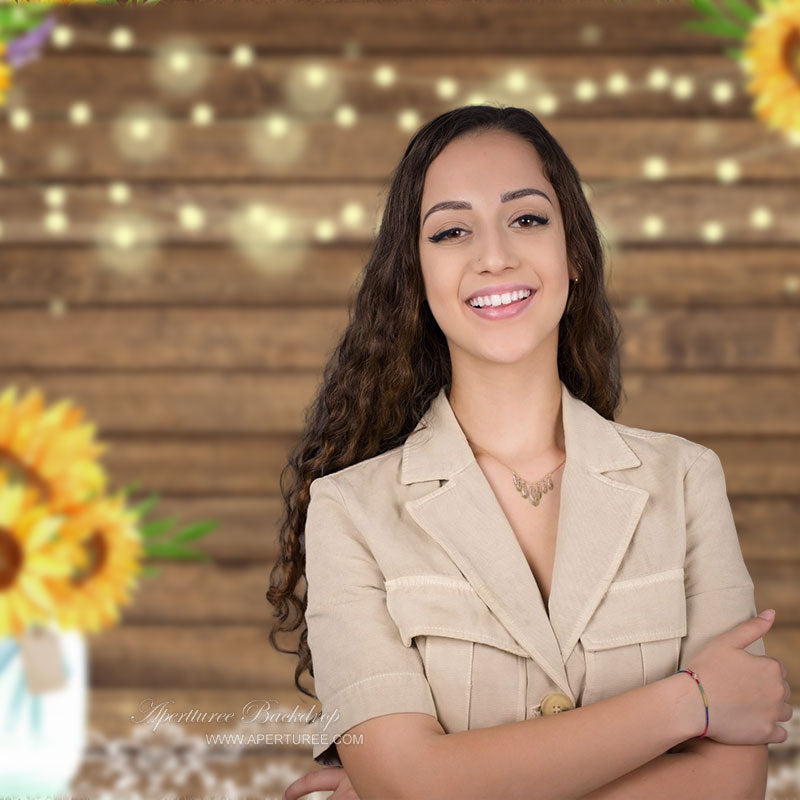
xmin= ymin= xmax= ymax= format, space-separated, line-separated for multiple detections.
xmin=468 ymin=289 xmax=532 ymax=308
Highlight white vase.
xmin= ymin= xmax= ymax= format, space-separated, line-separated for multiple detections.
xmin=0 ymin=628 xmax=87 ymax=798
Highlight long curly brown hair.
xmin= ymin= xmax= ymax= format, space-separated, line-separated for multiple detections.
xmin=266 ymin=104 xmax=623 ymax=699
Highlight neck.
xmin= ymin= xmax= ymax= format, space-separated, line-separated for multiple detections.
xmin=447 ymin=371 xmax=566 ymax=473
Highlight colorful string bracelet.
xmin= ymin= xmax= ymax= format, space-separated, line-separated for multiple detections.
xmin=675 ymin=667 xmax=709 ymax=738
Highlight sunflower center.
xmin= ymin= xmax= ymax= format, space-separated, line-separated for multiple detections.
xmin=784 ymin=27 xmax=800 ymax=85
xmin=71 ymin=530 xmax=107 ymax=585
xmin=0 ymin=448 xmax=52 ymax=503
xmin=0 ymin=526 xmax=23 ymax=590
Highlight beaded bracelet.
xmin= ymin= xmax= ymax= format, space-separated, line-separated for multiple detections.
xmin=675 ymin=667 xmax=709 ymax=738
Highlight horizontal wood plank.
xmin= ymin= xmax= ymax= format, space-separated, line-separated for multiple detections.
xmin=0 ymin=183 xmax=798 ymax=244
xmin=89 ymin=623 xmax=303 ymax=688
xmin=1 ymin=246 xmax=796 ymax=308
xmin=0 ymin=372 xmax=795 ymax=436
xmin=4 ymin=118 xmax=790 ymax=180
xmin=10 ymin=54 xmax=756 ymax=120
xmin=50 ymin=1 xmax=723 ymax=55
xmin=0 ymin=307 xmax=798 ymax=369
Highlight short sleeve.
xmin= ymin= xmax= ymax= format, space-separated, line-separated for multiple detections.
xmin=304 ymin=476 xmax=437 ymax=767
xmin=678 ymin=447 xmax=765 ymax=672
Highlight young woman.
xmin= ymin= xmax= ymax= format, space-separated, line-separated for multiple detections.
xmin=269 ymin=105 xmax=792 ymax=800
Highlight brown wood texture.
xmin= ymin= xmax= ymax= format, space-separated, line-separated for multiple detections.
xmin=2 ymin=183 xmax=800 ymax=243
xmin=1 ymin=309 xmax=799 ymax=368
xmin=27 ymin=1 xmax=738 ymax=55
xmin=1 ymin=0 xmax=798 ymax=715
xmin=0 ymin=246 xmax=796 ymax=307
xmin=3 ymin=55 xmax=763 ymax=120
xmin=4 ymin=121 xmax=797 ymax=180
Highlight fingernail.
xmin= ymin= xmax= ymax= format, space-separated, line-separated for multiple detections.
xmin=759 ymin=609 xmax=775 ymax=619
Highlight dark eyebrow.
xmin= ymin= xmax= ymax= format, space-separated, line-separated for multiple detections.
xmin=422 ymin=187 xmax=553 ymax=225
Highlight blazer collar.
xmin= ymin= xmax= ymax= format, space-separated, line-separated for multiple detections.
xmin=400 ymin=380 xmax=649 ymax=701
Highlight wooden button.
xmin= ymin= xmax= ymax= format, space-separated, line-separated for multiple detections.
xmin=540 ymin=692 xmax=574 ymax=715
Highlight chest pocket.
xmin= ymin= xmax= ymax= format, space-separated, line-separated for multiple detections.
xmin=385 ymin=576 xmax=528 ymax=733
xmin=580 ymin=568 xmax=687 ymax=705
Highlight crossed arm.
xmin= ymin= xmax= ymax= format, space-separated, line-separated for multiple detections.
xmin=576 ymin=738 xmax=768 ymax=800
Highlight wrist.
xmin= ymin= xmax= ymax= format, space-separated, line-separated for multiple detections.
xmin=661 ymin=671 xmax=709 ymax=743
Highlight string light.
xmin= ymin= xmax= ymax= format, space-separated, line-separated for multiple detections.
xmin=110 ymin=27 xmax=133 ymax=50
xmin=191 ymin=104 xmax=215 ymax=126
xmin=108 ymin=182 xmax=131 ymax=205
xmin=44 ymin=210 xmax=68 ymax=234
xmin=643 ymin=156 xmax=669 ymax=180
xmin=750 ymin=206 xmax=773 ymax=229
xmin=69 ymin=102 xmax=92 ymax=126
xmin=701 ymin=221 xmax=725 ymax=243
xmin=4 ymin=16 xmax=793 ymax=275
xmin=44 ymin=186 xmax=66 ymax=208
xmin=178 ymin=205 xmax=205 ymax=232
xmin=716 ymin=159 xmax=740 ymax=183
xmin=231 ymin=44 xmax=254 ymax=68
xmin=642 ymin=215 xmax=665 ymax=238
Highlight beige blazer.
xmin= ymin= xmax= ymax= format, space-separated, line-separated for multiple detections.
xmin=304 ymin=380 xmax=764 ymax=767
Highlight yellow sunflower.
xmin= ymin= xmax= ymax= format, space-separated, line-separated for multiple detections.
xmin=0 ymin=385 xmax=108 ymax=516
xmin=0 ymin=470 xmax=79 ymax=636
xmin=53 ymin=491 xmax=144 ymax=633
xmin=742 ymin=0 xmax=800 ymax=137
xmin=0 ymin=45 xmax=10 ymax=109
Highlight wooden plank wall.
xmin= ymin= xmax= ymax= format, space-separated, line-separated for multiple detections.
xmin=1 ymin=0 xmax=798 ymax=763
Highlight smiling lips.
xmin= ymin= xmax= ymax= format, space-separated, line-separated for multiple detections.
xmin=466 ymin=289 xmax=536 ymax=320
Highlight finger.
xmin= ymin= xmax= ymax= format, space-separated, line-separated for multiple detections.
xmin=284 ymin=767 xmax=346 ymax=800
xmin=770 ymin=724 xmax=788 ymax=745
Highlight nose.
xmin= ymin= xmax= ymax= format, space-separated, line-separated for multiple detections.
xmin=473 ymin=226 xmax=521 ymax=273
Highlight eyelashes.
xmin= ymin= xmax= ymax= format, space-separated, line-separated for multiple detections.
xmin=426 ymin=213 xmax=550 ymax=244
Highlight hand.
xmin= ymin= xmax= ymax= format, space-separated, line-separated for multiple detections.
xmin=686 ymin=610 xmax=793 ymax=745
xmin=283 ymin=766 xmax=362 ymax=800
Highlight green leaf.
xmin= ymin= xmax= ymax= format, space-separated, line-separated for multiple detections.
xmin=726 ymin=45 xmax=746 ymax=60
xmin=144 ymin=542 xmax=209 ymax=560
xmin=688 ymin=0 xmax=725 ymax=18
xmin=138 ymin=517 xmax=177 ymax=539
xmin=139 ymin=564 xmax=161 ymax=578
xmin=722 ymin=0 xmax=758 ymax=23
xmin=131 ymin=492 xmax=160 ymax=519
xmin=173 ymin=520 xmax=218 ymax=544
xmin=681 ymin=18 xmax=748 ymax=38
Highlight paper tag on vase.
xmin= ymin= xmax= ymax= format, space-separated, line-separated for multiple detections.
xmin=19 ymin=626 xmax=68 ymax=693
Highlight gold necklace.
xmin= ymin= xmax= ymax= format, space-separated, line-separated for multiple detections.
xmin=467 ymin=439 xmax=566 ymax=508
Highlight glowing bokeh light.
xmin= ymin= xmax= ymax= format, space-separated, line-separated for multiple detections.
xmin=94 ymin=212 xmax=161 ymax=274
xmin=285 ymin=61 xmax=343 ymax=114
xmin=750 ymin=206 xmax=773 ymax=229
xmin=69 ymin=102 xmax=92 ymax=126
xmin=112 ymin=103 xmax=172 ymax=162
xmin=110 ymin=27 xmax=133 ymax=50
xmin=247 ymin=113 xmax=308 ymax=171
xmin=152 ymin=36 xmax=211 ymax=97
xmin=701 ymin=221 xmax=724 ymax=243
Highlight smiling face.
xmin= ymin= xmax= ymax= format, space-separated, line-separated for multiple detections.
xmin=418 ymin=129 xmax=575 ymax=372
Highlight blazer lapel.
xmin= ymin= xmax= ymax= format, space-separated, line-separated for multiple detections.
xmin=401 ymin=380 xmax=650 ymax=700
